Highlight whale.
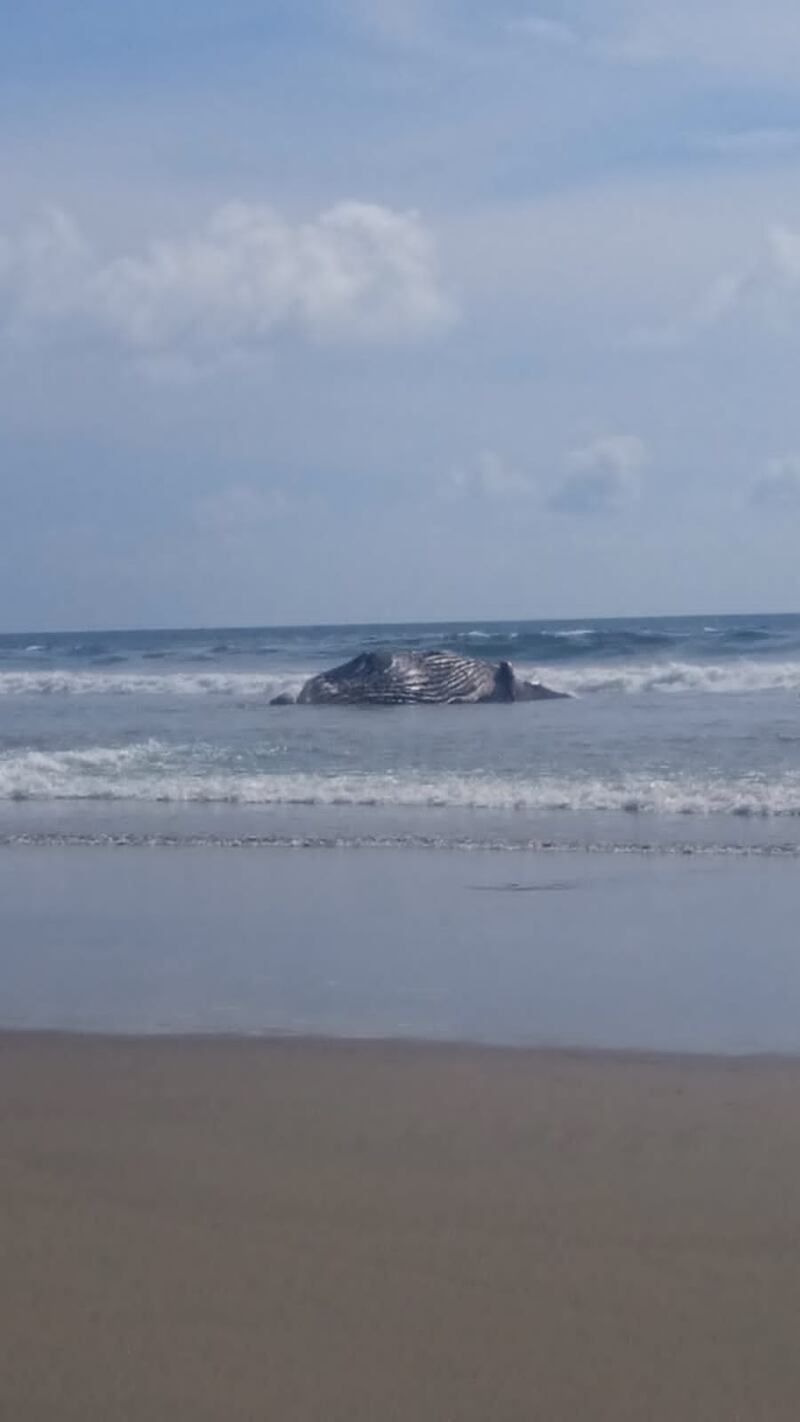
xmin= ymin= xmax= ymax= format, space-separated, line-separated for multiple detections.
xmin=271 ymin=649 xmax=568 ymax=705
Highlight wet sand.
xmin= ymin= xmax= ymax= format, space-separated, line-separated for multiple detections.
xmin=3 ymin=1033 xmax=800 ymax=1420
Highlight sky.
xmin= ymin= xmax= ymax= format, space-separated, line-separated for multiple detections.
xmin=3 ymin=0 xmax=800 ymax=629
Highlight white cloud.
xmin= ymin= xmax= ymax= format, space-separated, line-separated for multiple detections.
xmin=550 ymin=434 xmax=647 ymax=513
xmin=444 ymin=450 xmax=534 ymax=499
xmin=445 ymin=437 xmax=649 ymax=518
xmin=750 ymin=455 xmax=800 ymax=511
xmin=629 ymin=273 xmax=745 ymax=349
xmin=720 ymin=222 xmax=800 ymax=329
xmin=0 ymin=201 xmax=454 ymax=371
xmin=632 ymin=222 xmax=800 ymax=348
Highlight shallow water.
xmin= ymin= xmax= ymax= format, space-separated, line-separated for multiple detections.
xmin=2 ymin=845 xmax=799 ymax=1052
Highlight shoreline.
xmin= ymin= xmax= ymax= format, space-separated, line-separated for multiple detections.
xmin=4 ymin=1032 xmax=800 ymax=1419
xmin=6 ymin=1023 xmax=800 ymax=1062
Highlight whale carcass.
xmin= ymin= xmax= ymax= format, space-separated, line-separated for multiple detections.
xmin=272 ymin=649 xmax=567 ymax=705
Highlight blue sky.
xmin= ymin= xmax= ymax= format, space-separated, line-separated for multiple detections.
xmin=3 ymin=0 xmax=800 ymax=628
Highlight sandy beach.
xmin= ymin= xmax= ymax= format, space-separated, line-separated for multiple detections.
xmin=3 ymin=1033 xmax=800 ymax=1420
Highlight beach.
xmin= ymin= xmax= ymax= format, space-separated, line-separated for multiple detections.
xmin=9 ymin=0 xmax=800 ymax=1402
xmin=3 ymin=1032 xmax=800 ymax=1420
xmin=3 ymin=617 xmax=800 ymax=1418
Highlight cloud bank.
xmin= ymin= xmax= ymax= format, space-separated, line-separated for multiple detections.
xmin=0 ymin=201 xmax=454 ymax=370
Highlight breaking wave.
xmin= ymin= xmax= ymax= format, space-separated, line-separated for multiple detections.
xmin=2 ymin=657 xmax=800 ymax=699
xmin=3 ymin=742 xmax=800 ymax=816
xmin=538 ymin=659 xmax=800 ymax=697
xmin=0 ymin=670 xmax=304 ymax=699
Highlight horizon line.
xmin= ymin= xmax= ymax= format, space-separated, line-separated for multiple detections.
xmin=1 ymin=609 xmax=799 ymax=640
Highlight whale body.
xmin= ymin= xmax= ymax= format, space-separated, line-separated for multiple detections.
xmin=272 ymin=649 xmax=567 ymax=706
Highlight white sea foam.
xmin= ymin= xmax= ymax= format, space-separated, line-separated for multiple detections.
xmin=2 ymin=743 xmax=800 ymax=815
xmin=1 ymin=832 xmax=797 ymax=856
xmin=2 ymin=657 xmax=800 ymax=698
xmin=530 ymin=658 xmax=800 ymax=697
xmin=0 ymin=670 xmax=305 ymax=698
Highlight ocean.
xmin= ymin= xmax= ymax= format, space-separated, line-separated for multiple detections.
xmin=3 ymin=613 xmax=800 ymax=1046
xmin=2 ymin=612 xmax=800 ymax=855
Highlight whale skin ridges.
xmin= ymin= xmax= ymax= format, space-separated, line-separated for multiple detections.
xmin=277 ymin=649 xmax=567 ymax=706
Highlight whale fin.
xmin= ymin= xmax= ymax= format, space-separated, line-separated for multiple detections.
xmin=493 ymin=660 xmax=516 ymax=702
xmin=514 ymin=678 xmax=570 ymax=701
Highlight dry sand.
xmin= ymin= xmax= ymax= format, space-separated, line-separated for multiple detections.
xmin=2 ymin=1033 xmax=800 ymax=1420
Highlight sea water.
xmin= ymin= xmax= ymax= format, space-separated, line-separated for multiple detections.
xmin=1 ymin=613 xmax=800 ymax=853
xmin=2 ymin=614 xmax=800 ymax=1045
